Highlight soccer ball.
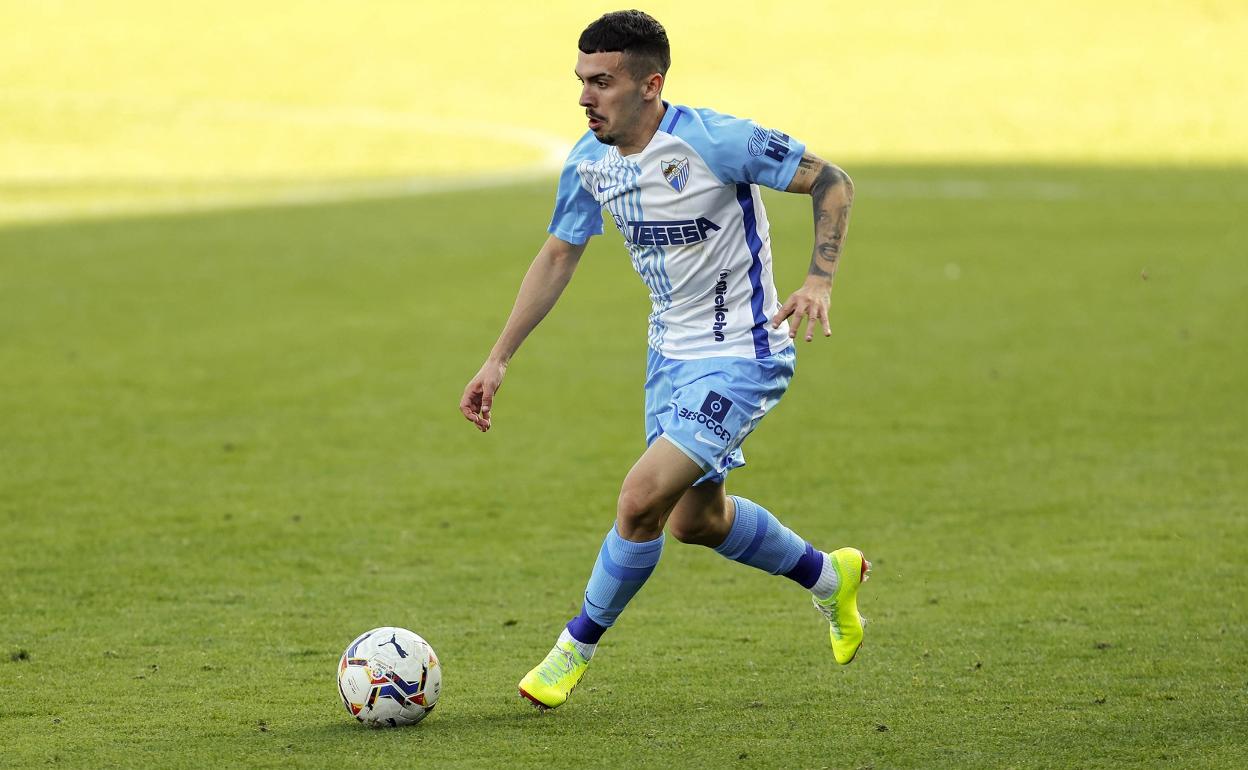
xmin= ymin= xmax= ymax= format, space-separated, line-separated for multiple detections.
xmin=337 ymin=627 xmax=441 ymax=727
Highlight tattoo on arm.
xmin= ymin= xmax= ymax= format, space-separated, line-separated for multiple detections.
xmin=807 ymin=159 xmax=853 ymax=280
xmin=788 ymin=153 xmax=822 ymax=192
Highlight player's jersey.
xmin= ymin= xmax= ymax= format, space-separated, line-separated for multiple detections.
xmin=548 ymin=102 xmax=805 ymax=360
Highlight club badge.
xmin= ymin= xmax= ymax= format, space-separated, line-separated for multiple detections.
xmin=661 ymin=157 xmax=690 ymax=193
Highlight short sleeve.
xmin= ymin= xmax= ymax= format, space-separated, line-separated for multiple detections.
xmin=676 ymin=108 xmax=806 ymax=191
xmin=548 ymin=134 xmax=606 ymax=245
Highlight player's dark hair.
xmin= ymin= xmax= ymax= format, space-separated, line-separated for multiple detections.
xmin=579 ymin=10 xmax=670 ymax=79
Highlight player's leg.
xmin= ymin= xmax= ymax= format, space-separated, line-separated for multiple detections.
xmin=668 ymin=483 xmax=870 ymax=664
xmin=566 ymin=436 xmax=704 ymax=641
xmin=616 ymin=337 xmax=869 ymax=671
xmin=662 ymin=480 xmax=729 ymax=545
xmin=519 ymin=437 xmax=702 ymax=710
xmin=669 ymin=483 xmax=825 ymax=586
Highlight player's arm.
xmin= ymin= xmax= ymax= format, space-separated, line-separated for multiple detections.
xmin=459 ymin=234 xmax=588 ymax=432
xmin=772 ymin=152 xmax=855 ymax=341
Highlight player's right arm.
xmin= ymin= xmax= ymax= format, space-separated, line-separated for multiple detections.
xmin=459 ymin=235 xmax=588 ymax=432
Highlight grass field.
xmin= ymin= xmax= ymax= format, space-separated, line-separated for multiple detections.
xmin=2 ymin=165 xmax=1245 ymax=767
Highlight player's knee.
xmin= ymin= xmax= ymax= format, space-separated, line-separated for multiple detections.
xmin=616 ymin=484 xmax=665 ymax=533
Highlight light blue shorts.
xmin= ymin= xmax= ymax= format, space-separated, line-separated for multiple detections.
xmin=644 ymin=345 xmax=796 ymax=486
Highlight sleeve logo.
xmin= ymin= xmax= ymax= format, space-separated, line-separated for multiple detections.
xmin=747 ymin=126 xmax=791 ymax=162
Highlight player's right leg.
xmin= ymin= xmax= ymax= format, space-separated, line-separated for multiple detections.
xmin=518 ymin=437 xmax=703 ymax=710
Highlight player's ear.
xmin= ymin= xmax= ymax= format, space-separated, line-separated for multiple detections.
xmin=642 ymin=72 xmax=664 ymax=100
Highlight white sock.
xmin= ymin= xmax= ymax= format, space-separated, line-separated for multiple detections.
xmin=810 ymin=552 xmax=841 ymax=601
xmin=558 ymin=627 xmax=597 ymax=662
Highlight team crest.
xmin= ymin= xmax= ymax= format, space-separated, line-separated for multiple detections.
xmin=661 ymin=157 xmax=690 ymax=192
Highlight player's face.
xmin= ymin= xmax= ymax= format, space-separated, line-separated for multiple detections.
xmin=575 ymin=51 xmax=647 ymax=147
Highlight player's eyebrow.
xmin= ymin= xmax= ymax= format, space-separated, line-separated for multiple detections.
xmin=575 ymin=70 xmax=613 ymax=82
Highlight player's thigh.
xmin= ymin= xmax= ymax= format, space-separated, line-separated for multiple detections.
xmin=618 ymin=436 xmax=706 ymax=519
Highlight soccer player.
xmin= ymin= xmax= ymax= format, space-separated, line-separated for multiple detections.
xmin=459 ymin=10 xmax=867 ymax=710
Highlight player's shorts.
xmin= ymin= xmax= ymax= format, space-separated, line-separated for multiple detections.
xmin=644 ymin=344 xmax=796 ymax=486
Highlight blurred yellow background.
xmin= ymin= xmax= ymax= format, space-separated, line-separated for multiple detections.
xmin=1 ymin=0 xmax=1243 ymax=223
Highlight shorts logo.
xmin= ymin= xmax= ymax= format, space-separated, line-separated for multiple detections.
xmin=677 ymin=391 xmax=734 ymax=442
xmin=700 ymin=391 xmax=734 ymax=422
xmin=661 ymin=157 xmax=690 ymax=192
xmin=747 ymin=126 xmax=791 ymax=162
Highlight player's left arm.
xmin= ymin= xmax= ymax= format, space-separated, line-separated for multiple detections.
xmin=771 ymin=152 xmax=855 ymax=341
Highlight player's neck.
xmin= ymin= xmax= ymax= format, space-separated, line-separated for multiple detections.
xmin=616 ymin=100 xmax=666 ymax=157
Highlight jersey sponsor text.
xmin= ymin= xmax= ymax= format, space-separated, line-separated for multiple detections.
xmin=711 ymin=269 xmax=730 ymax=341
xmin=625 ymin=217 xmax=721 ymax=246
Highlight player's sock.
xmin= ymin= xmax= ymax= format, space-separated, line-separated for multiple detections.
xmin=716 ymin=496 xmax=827 ymax=591
xmin=809 ymin=547 xmax=842 ymax=600
xmin=564 ymin=608 xmax=607 ymax=657
xmin=557 ymin=627 xmax=597 ymax=662
xmin=564 ymin=525 xmax=664 ymax=647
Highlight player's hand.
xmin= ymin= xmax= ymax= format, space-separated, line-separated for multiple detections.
xmin=772 ymin=279 xmax=833 ymax=342
xmin=459 ymin=359 xmax=507 ymax=432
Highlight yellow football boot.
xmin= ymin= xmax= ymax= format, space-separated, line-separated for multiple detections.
xmin=813 ymin=547 xmax=871 ymax=664
xmin=518 ymin=640 xmax=590 ymax=710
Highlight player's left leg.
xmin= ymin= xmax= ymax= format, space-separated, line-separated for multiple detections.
xmin=667 ymin=481 xmax=871 ymax=665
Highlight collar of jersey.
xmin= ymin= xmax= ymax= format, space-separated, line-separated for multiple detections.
xmin=617 ymin=101 xmax=678 ymax=161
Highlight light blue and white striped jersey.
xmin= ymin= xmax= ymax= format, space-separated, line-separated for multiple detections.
xmin=548 ymin=102 xmax=805 ymax=360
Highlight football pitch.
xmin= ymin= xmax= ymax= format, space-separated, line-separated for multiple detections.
xmin=2 ymin=164 xmax=1245 ymax=767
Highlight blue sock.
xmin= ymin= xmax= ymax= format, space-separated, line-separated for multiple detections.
xmin=715 ymin=496 xmax=824 ymax=589
xmin=566 ymin=526 xmax=665 ymax=644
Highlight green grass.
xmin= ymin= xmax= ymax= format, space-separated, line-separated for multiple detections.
xmin=1 ymin=166 xmax=1246 ymax=768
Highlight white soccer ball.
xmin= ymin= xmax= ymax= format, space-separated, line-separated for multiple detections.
xmin=337 ymin=627 xmax=441 ymax=727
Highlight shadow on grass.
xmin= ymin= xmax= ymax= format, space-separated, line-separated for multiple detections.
xmin=286 ymin=700 xmax=567 ymax=745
